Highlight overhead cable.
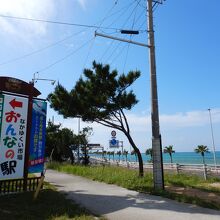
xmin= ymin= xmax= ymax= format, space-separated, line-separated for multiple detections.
xmin=0 ymin=29 xmax=87 ymax=66
xmin=0 ymin=14 xmax=146 ymax=32
xmin=36 ymin=37 xmax=95 ymax=73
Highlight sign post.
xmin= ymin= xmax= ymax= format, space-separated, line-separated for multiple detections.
xmin=109 ymin=130 xmax=119 ymax=148
xmin=23 ymin=82 xmax=33 ymax=191
xmin=0 ymin=77 xmax=46 ymax=192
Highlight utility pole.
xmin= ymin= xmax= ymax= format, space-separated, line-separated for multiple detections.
xmin=147 ymin=0 xmax=164 ymax=190
xmin=208 ymin=108 xmax=217 ymax=169
xmin=95 ymin=0 xmax=165 ymax=190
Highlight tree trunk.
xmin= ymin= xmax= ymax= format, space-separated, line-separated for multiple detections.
xmin=69 ymin=148 xmax=74 ymax=165
xmin=170 ymin=153 xmax=173 ymax=164
xmin=124 ymin=131 xmax=144 ymax=177
xmin=202 ymin=155 xmax=205 ymax=165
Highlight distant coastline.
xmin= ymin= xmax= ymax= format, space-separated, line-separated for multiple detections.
xmin=92 ymin=151 xmax=220 ymax=165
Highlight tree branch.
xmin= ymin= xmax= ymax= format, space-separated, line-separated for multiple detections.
xmin=120 ymin=108 xmax=130 ymax=133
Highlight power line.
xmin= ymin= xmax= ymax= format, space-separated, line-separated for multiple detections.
xmin=82 ymin=0 xmax=119 ymax=68
xmin=63 ymin=0 xmax=121 ymax=125
xmin=0 ymin=2 xmax=122 ymax=68
xmin=104 ymin=1 xmax=138 ymax=29
xmin=36 ymin=37 xmax=95 ymax=73
xmin=120 ymin=0 xmax=142 ymax=29
xmin=122 ymin=1 xmax=139 ymax=72
xmin=0 ymin=14 xmax=146 ymax=32
xmin=102 ymin=3 xmax=147 ymax=66
xmin=99 ymin=0 xmax=145 ymax=64
xmin=0 ymin=29 xmax=87 ymax=67
xmin=135 ymin=0 xmax=146 ymax=9
xmin=109 ymin=43 xmax=128 ymax=65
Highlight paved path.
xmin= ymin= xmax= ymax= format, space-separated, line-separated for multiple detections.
xmin=45 ymin=169 xmax=220 ymax=220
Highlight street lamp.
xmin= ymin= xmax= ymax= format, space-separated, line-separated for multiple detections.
xmin=208 ymin=108 xmax=217 ymax=169
xmin=32 ymin=72 xmax=56 ymax=85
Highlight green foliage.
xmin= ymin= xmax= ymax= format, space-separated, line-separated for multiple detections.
xmin=164 ymin=145 xmax=175 ymax=163
xmin=145 ymin=148 xmax=152 ymax=156
xmin=194 ymin=145 xmax=210 ymax=164
xmin=47 ymin=162 xmax=220 ymax=210
xmin=145 ymin=148 xmax=152 ymax=163
xmin=0 ymin=189 xmax=96 ymax=220
xmin=48 ymin=62 xmax=140 ymax=121
xmin=48 ymin=61 xmax=144 ymax=176
xmin=123 ymin=150 xmax=129 ymax=161
xmin=46 ymin=121 xmax=76 ymax=162
xmin=47 ymin=162 xmax=152 ymax=192
xmin=194 ymin=145 xmax=209 ymax=156
xmin=165 ymin=173 xmax=205 ymax=187
xmin=165 ymin=173 xmax=220 ymax=193
xmin=46 ymin=121 xmax=92 ymax=164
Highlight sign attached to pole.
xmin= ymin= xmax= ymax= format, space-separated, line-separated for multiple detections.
xmin=109 ymin=130 xmax=119 ymax=148
xmin=28 ymin=99 xmax=47 ymax=173
xmin=111 ymin=130 xmax=116 ymax=137
xmin=109 ymin=139 xmax=119 ymax=148
xmin=0 ymin=94 xmax=28 ymax=180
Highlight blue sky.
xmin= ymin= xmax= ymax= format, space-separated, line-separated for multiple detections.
xmin=0 ymin=0 xmax=220 ymax=153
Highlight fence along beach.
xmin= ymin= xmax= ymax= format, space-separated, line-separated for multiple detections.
xmin=90 ymin=151 xmax=220 ymax=178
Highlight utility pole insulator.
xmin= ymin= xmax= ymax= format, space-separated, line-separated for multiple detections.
xmin=120 ymin=30 xmax=139 ymax=35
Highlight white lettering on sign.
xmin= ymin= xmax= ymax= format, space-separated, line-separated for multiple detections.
xmin=0 ymin=94 xmax=28 ymax=180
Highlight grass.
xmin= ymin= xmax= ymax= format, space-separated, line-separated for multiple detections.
xmin=47 ymin=162 xmax=220 ymax=210
xmin=165 ymin=172 xmax=220 ymax=193
xmin=0 ymin=182 xmax=101 ymax=220
xmin=47 ymin=162 xmax=153 ymax=192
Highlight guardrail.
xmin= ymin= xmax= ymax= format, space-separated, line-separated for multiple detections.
xmin=90 ymin=157 xmax=220 ymax=179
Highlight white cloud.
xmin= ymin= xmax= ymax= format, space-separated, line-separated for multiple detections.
xmin=76 ymin=0 xmax=87 ymax=10
xmin=0 ymin=0 xmax=55 ymax=41
xmin=160 ymin=109 xmax=220 ymax=128
xmin=54 ymin=108 xmax=220 ymax=152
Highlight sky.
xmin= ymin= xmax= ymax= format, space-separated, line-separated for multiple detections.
xmin=0 ymin=0 xmax=220 ymax=153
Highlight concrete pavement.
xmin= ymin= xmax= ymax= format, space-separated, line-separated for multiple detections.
xmin=45 ymin=169 xmax=220 ymax=220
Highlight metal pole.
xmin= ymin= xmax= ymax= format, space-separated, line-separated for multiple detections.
xmin=208 ymin=108 xmax=217 ymax=169
xmin=77 ymin=117 xmax=81 ymax=163
xmin=95 ymin=31 xmax=149 ymax=48
xmin=121 ymin=141 xmax=123 ymax=161
xmin=147 ymin=0 xmax=164 ymax=190
xmin=23 ymin=82 xmax=34 ymax=191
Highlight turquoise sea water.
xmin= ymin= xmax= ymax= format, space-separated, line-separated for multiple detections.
xmin=93 ymin=151 xmax=220 ymax=165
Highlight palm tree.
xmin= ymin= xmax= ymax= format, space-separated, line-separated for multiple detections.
xmin=102 ymin=150 xmax=107 ymax=160
xmin=117 ymin=151 xmax=122 ymax=162
xmin=164 ymin=145 xmax=175 ymax=164
xmin=111 ymin=151 xmax=115 ymax=161
xmin=131 ymin=150 xmax=137 ymax=162
xmin=145 ymin=148 xmax=152 ymax=163
xmin=123 ymin=150 xmax=129 ymax=162
xmin=107 ymin=151 xmax=111 ymax=161
xmin=194 ymin=145 xmax=209 ymax=165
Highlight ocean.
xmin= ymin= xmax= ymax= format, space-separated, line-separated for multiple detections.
xmin=94 ymin=151 xmax=220 ymax=165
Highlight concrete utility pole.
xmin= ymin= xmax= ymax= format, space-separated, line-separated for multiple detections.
xmin=95 ymin=0 xmax=165 ymax=190
xmin=147 ymin=0 xmax=164 ymax=190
